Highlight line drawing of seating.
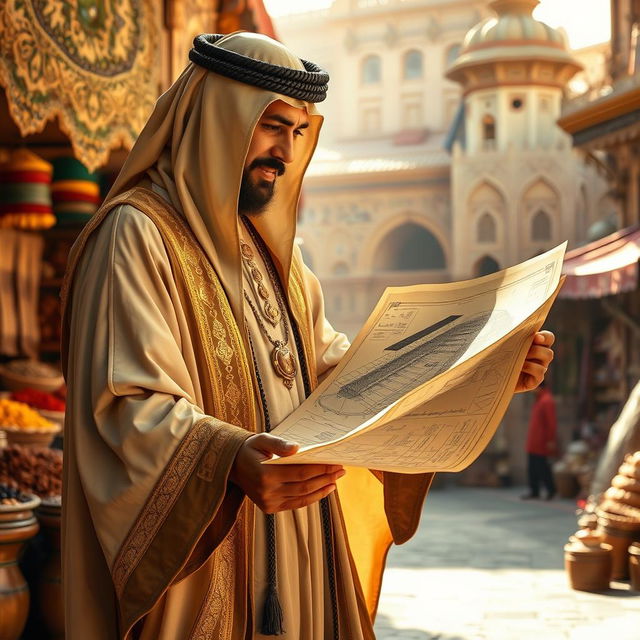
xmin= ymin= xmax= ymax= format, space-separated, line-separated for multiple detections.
xmin=319 ymin=309 xmax=512 ymax=417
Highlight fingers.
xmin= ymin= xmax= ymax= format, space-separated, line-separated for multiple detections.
xmin=246 ymin=433 xmax=299 ymax=457
xmin=533 ymin=330 xmax=555 ymax=347
xmin=253 ymin=465 xmax=345 ymax=514
xmin=278 ymin=483 xmax=338 ymax=512
xmin=519 ymin=361 xmax=547 ymax=390
xmin=282 ymin=468 xmax=346 ymax=497
xmin=525 ymin=344 xmax=554 ymax=366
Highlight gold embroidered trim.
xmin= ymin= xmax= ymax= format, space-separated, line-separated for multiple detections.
xmin=112 ymin=419 xmax=224 ymax=596
xmin=190 ymin=519 xmax=241 ymax=639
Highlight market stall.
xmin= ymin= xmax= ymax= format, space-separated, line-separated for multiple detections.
xmin=546 ymin=225 xmax=640 ymax=501
xmin=0 ymin=1 xmax=277 ymax=637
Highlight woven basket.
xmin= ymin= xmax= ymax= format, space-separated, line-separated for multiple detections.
xmin=0 ymin=367 xmax=64 ymax=393
xmin=3 ymin=427 xmax=59 ymax=448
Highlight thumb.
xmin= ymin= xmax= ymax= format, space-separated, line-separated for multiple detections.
xmin=248 ymin=433 xmax=299 ymax=458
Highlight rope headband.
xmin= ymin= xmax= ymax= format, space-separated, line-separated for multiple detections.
xmin=189 ymin=34 xmax=329 ymax=103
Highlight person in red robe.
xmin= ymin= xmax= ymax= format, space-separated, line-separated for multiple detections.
xmin=522 ymin=381 xmax=557 ymax=500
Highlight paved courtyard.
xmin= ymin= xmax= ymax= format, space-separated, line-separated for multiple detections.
xmin=374 ymin=484 xmax=639 ymax=640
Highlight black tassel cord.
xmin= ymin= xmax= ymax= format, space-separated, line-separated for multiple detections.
xmin=246 ymin=223 xmax=340 ymax=638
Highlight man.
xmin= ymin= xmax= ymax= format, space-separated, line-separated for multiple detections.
xmin=522 ymin=380 xmax=558 ymax=500
xmin=61 ymin=32 xmax=555 ymax=639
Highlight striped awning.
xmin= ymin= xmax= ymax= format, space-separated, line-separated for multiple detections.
xmin=560 ymin=225 xmax=640 ymax=299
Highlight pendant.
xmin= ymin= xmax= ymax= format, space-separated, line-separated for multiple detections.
xmin=271 ymin=341 xmax=296 ymax=389
xmin=264 ymin=301 xmax=281 ymax=326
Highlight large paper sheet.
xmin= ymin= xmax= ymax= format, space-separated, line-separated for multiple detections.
xmin=266 ymin=243 xmax=566 ymax=473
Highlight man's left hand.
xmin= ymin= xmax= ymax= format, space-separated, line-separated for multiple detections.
xmin=514 ymin=330 xmax=555 ymax=393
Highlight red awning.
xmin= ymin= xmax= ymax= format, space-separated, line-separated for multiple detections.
xmin=560 ymin=225 xmax=640 ymax=299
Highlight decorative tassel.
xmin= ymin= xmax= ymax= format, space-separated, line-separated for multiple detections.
xmin=260 ymin=582 xmax=285 ymax=635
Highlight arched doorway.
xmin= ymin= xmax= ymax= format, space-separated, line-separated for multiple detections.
xmin=373 ymin=223 xmax=446 ymax=271
xmin=475 ymin=255 xmax=500 ymax=277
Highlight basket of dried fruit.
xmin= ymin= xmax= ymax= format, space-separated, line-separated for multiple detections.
xmin=0 ymin=399 xmax=60 ymax=448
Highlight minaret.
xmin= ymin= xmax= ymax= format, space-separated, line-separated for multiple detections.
xmin=445 ymin=0 xmax=584 ymax=278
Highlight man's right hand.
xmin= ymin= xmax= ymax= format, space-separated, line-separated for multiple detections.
xmin=229 ymin=433 xmax=345 ymax=514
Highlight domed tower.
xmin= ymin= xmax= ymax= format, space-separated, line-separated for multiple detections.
xmin=444 ymin=0 xmax=594 ymax=279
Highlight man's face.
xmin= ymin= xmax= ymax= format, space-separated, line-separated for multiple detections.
xmin=238 ymin=100 xmax=309 ymax=216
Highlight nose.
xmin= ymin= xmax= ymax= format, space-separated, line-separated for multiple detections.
xmin=271 ymin=132 xmax=295 ymax=165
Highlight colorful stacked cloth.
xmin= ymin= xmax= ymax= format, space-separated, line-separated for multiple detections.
xmin=0 ymin=149 xmax=55 ymax=230
xmin=51 ymin=156 xmax=101 ymax=226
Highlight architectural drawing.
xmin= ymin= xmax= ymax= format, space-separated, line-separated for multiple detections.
xmin=319 ymin=309 xmax=512 ymax=416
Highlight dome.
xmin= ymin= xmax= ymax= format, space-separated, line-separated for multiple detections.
xmin=446 ymin=0 xmax=582 ymax=87
xmin=464 ymin=1 xmax=565 ymax=50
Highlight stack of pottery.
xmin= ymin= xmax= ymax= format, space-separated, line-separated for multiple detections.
xmin=596 ymin=451 xmax=640 ymax=580
xmin=37 ymin=497 xmax=63 ymax=639
xmin=564 ymin=529 xmax=612 ymax=592
xmin=0 ymin=494 xmax=40 ymax=640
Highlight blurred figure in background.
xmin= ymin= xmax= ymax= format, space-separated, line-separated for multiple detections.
xmin=522 ymin=380 xmax=557 ymax=500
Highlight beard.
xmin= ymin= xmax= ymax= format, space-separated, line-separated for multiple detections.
xmin=238 ymin=157 xmax=285 ymax=216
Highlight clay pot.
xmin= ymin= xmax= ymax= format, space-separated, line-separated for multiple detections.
xmin=598 ymin=522 xmax=639 ymax=581
xmin=554 ymin=471 xmax=580 ymax=499
xmin=0 ymin=495 xmax=40 ymax=640
xmin=564 ymin=530 xmax=612 ymax=592
xmin=630 ymin=543 xmax=640 ymax=591
xmin=37 ymin=499 xmax=63 ymax=638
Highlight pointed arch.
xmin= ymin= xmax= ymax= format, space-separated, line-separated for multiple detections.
xmin=359 ymin=213 xmax=450 ymax=273
xmin=521 ymin=177 xmax=559 ymax=245
xmin=477 ymin=212 xmax=497 ymax=243
xmin=531 ymin=210 xmax=552 ymax=241
xmin=372 ymin=222 xmax=446 ymax=271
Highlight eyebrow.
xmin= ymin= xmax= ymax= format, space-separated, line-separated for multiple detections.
xmin=264 ymin=114 xmax=310 ymax=130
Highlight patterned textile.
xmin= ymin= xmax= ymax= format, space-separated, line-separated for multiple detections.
xmin=0 ymin=0 xmax=160 ymax=171
xmin=0 ymin=148 xmax=54 ymax=229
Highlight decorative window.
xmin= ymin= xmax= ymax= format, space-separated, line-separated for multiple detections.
xmin=403 ymin=50 xmax=423 ymax=79
xmin=445 ymin=43 xmax=461 ymax=68
xmin=362 ymin=55 xmax=381 ymax=84
xmin=482 ymin=114 xmax=496 ymax=141
xmin=532 ymin=209 xmax=552 ymax=241
xmin=477 ymin=212 xmax=497 ymax=243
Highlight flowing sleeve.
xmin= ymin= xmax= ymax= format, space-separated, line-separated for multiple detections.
xmin=64 ymin=205 xmax=252 ymax=629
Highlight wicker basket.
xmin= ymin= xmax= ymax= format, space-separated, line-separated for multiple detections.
xmin=3 ymin=427 xmax=60 ymax=448
xmin=0 ymin=364 xmax=64 ymax=393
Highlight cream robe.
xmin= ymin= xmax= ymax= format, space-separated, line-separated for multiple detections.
xmin=63 ymin=202 xmax=367 ymax=639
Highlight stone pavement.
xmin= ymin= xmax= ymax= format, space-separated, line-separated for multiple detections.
xmin=374 ymin=484 xmax=640 ymax=640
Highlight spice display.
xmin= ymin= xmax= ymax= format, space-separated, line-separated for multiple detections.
xmin=0 ymin=445 xmax=62 ymax=498
xmin=0 ymin=482 xmax=33 ymax=505
xmin=10 ymin=388 xmax=65 ymax=412
xmin=0 ymin=398 xmax=56 ymax=430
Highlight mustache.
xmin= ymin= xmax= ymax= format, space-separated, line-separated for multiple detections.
xmin=249 ymin=157 xmax=285 ymax=176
